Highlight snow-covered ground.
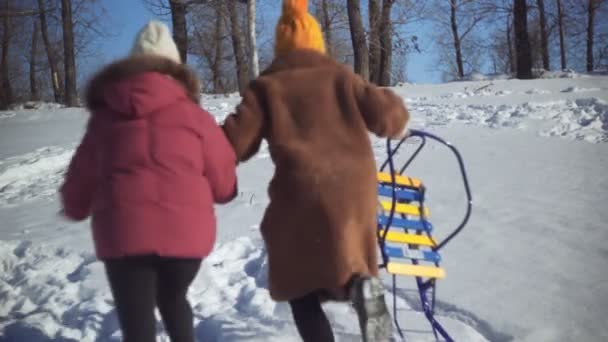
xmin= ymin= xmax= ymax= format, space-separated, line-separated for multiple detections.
xmin=1 ymin=75 xmax=607 ymax=341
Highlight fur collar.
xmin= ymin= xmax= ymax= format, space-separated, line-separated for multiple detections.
xmin=262 ymin=49 xmax=340 ymax=76
xmin=85 ymin=55 xmax=201 ymax=109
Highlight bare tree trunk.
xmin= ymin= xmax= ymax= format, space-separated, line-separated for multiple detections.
xmin=169 ymin=0 xmax=188 ymax=63
xmin=379 ymin=0 xmax=394 ymax=86
xmin=212 ymin=7 xmax=223 ymax=93
xmin=537 ymin=0 xmax=549 ymax=70
xmin=514 ymin=0 xmax=532 ymax=79
xmin=1 ymin=0 xmax=12 ymax=109
xmin=449 ymin=0 xmax=464 ymax=79
xmin=347 ymin=0 xmax=369 ymax=80
xmin=506 ymin=15 xmax=515 ymax=74
xmin=586 ymin=0 xmax=596 ymax=72
xmin=556 ymin=0 xmax=567 ymax=70
xmin=320 ymin=0 xmax=333 ymax=57
xmin=30 ymin=20 xmax=40 ymax=101
xmin=368 ymin=0 xmax=380 ymax=84
xmin=227 ymin=0 xmax=248 ymax=94
xmin=61 ymin=0 xmax=77 ymax=106
xmin=247 ymin=0 xmax=258 ymax=78
xmin=38 ymin=0 xmax=63 ymax=103
xmin=0 ymin=0 xmax=14 ymax=109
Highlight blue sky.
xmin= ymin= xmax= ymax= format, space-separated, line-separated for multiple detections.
xmin=98 ymin=0 xmax=441 ymax=84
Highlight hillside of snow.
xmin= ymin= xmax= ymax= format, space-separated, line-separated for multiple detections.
xmin=1 ymin=75 xmax=607 ymax=341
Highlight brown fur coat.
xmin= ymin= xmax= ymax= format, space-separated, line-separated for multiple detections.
xmin=223 ymin=50 xmax=409 ymax=301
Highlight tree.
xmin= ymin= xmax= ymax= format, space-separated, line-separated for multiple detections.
xmin=186 ymin=0 xmax=255 ymax=93
xmin=146 ymin=0 xmax=216 ymax=64
xmin=380 ymin=1 xmax=426 ymax=84
xmin=311 ymin=0 xmax=353 ymax=64
xmin=38 ymin=0 xmax=63 ymax=103
xmin=145 ymin=0 xmax=256 ymax=90
xmin=593 ymin=2 xmax=608 ymax=70
xmin=30 ymin=20 xmax=39 ymax=100
xmin=449 ymin=0 xmax=464 ymax=78
xmin=554 ymin=0 xmax=607 ymax=72
xmin=586 ymin=0 xmax=600 ymax=72
xmin=537 ymin=0 xmax=550 ymax=70
xmin=144 ymin=0 xmax=199 ymax=64
xmin=514 ymin=0 xmax=532 ymax=79
xmin=169 ymin=0 xmax=188 ymax=63
xmin=212 ymin=6 xmax=223 ymax=92
xmin=379 ymin=0 xmax=395 ymax=86
xmin=0 ymin=0 xmax=110 ymax=105
xmin=347 ymin=0 xmax=369 ymax=80
xmin=61 ymin=0 xmax=77 ymax=106
xmin=556 ymin=0 xmax=567 ymax=69
xmin=247 ymin=0 xmax=258 ymax=78
xmin=189 ymin=1 xmax=227 ymax=93
xmin=1 ymin=0 xmax=13 ymax=109
xmin=227 ymin=0 xmax=248 ymax=94
xmin=507 ymin=12 xmax=515 ymax=73
xmin=428 ymin=0 xmax=489 ymax=80
xmin=320 ymin=1 xmax=331 ymax=45
xmin=318 ymin=0 xmax=333 ymax=57
xmin=488 ymin=13 xmax=515 ymax=74
xmin=368 ymin=0 xmax=381 ymax=83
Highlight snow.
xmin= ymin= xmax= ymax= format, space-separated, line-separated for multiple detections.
xmin=1 ymin=75 xmax=608 ymax=341
xmin=445 ymin=68 xmax=593 ymax=83
xmin=537 ymin=69 xmax=594 ymax=79
xmin=393 ymin=76 xmax=608 ymax=143
xmin=464 ymin=73 xmax=511 ymax=82
xmin=0 ymin=237 xmax=489 ymax=342
xmin=0 ymin=147 xmax=74 ymax=207
xmin=7 ymin=102 xmax=65 ymax=111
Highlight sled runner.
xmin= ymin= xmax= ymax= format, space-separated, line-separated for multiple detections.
xmin=376 ymin=129 xmax=472 ymax=342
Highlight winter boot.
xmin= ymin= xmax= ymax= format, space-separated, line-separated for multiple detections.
xmin=349 ymin=275 xmax=394 ymax=342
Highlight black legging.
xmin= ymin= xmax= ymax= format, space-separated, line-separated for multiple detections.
xmin=289 ymin=292 xmax=335 ymax=342
xmin=104 ymin=255 xmax=201 ymax=342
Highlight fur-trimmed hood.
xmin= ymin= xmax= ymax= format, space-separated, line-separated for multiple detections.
xmin=85 ymin=55 xmax=201 ymax=115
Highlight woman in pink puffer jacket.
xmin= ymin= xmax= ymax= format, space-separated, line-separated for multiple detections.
xmin=60 ymin=21 xmax=237 ymax=342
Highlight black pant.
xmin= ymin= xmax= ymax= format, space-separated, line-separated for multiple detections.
xmin=104 ymin=256 xmax=201 ymax=342
xmin=289 ymin=292 xmax=335 ymax=342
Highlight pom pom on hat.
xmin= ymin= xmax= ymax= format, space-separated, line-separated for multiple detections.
xmin=130 ymin=20 xmax=181 ymax=64
xmin=282 ymin=0 xmax=308 ymax=14
xmin=275 ymin=0 xmax=326 ymax=58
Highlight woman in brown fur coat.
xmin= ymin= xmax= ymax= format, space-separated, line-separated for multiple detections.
xmin=222 ymin=1 xmax=409 ymax=341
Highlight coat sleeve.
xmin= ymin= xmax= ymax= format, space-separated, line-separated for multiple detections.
xmin=60 ymin=121 xmax=97 ymax=221
xmin=222 ymin=83 xmax=266 ymax=162
xmin=352 ymin=75 xmax=409 ymax=138
xmin=200 ymin=109 xmax=238 ymax=204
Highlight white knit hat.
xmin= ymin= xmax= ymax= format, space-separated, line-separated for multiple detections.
xmin=130 ymin=20 xmax=181 ymax=64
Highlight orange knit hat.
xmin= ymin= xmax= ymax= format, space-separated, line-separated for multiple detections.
xmin=275 ymin=0 xmax=326 ymax=58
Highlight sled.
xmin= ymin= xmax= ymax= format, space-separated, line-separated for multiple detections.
xmin=377 ymin=129 xmax=472 ymax=342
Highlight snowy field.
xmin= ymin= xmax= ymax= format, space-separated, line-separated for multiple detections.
xmin=0 ymin=73 xmax=607 ymax=341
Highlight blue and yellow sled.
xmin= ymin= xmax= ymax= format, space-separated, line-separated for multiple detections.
xmin=377 ymin=129 xmax=472 ymax=342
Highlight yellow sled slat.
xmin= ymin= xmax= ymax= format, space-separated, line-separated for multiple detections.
xmin=387 ymin=262 xmax=445 ymax=278
xmin=377 ymin=172 xmax=422 ymax=188
xmin=380 ymin=201 xmax=430 ymax=217
xmin=378 ymin=230 xmax=436 ymax=247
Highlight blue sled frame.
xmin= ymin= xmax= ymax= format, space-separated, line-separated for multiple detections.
xmin=377 ymin=129 xmax=473 ymax=341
